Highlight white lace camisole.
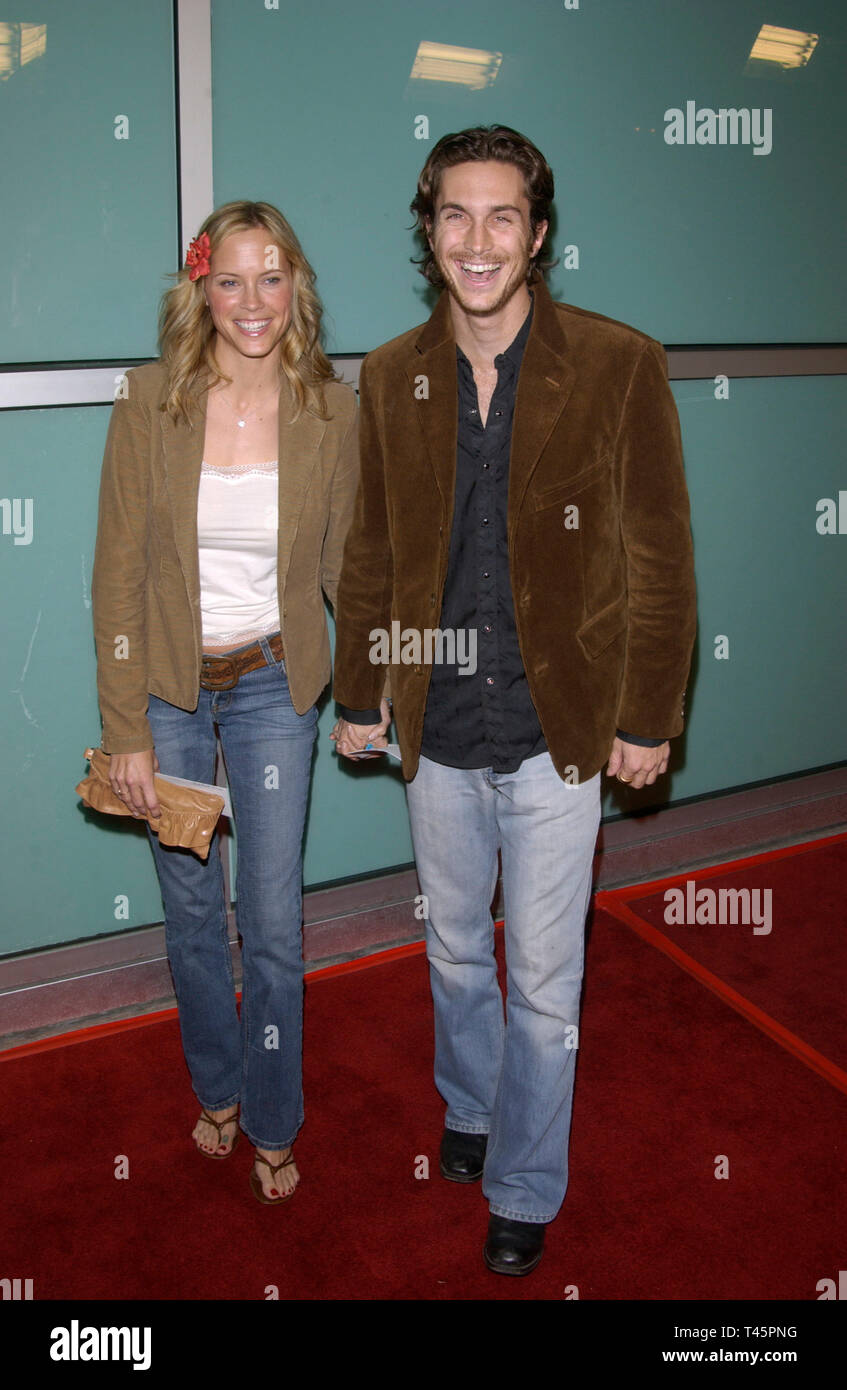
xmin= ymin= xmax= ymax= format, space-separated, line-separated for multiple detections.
xmin=197 ymin=459 xmax=280 ymax=647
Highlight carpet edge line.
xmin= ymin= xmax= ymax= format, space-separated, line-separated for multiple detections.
xmin=596 ymin=895 xmax=847 ymax=1096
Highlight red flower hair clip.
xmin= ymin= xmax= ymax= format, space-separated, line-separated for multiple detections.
xmin=185 ymin=232 xmax=211 ymax=280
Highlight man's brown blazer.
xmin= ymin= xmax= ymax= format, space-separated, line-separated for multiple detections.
xmin=333 ymin=275 xmax=697 ymax=783
xmin=92 ymin=362 xmax=358 ymax=754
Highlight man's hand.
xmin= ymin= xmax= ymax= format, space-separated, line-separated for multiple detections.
xmin=331 ymin=699 xmax=392 ymax=760
xmin=109 ymin=749 xmax=161 ymax=818
xmin=606 ymin=737 xmax=669 ymax=789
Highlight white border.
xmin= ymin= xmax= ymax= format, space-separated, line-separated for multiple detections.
xmin=0 ymin=368 xmax=143 ymax=409
xmin=0 ymin=358 xmax=362 ymax=409
xmin=177 ymin=0 xmax=214 ymax=252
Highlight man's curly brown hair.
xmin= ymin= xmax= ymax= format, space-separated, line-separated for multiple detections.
xmin=410 ymin=125 xmax=555 ymax=287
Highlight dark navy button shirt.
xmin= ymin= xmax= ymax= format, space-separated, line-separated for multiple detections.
xmin=420 ymin=297 xmax=546 ymax=772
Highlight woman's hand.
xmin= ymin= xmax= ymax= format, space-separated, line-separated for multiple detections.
xmin=109 ymin=749 xmax=161 ymax=818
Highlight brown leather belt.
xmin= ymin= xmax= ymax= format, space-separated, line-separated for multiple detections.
xmin=199 ymin=632 xmax=284 ymax=691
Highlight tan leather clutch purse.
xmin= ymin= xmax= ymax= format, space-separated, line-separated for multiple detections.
xmin=76 ymin=748 xmax=225 ymax=859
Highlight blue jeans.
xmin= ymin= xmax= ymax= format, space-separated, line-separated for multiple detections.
xmin=145 ymin=639 xmax=317 ymax=1149
xmin=405 ymin=752 xmax=601 ymax=1223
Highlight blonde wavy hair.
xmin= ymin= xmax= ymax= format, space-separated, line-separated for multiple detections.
xmin=158 ymin=200 xmax=337 ymax=425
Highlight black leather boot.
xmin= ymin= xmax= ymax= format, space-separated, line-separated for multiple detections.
xmin=439 ymin=1128 xmax=488 ymax=1182
xmin=483 ymin=1214 xmax=546 ymax=1275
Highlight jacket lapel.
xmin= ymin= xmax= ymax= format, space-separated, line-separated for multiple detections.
xmin=404 ymin=281 xmax=578 ymax=532
xmin=275 ymin=378 xmax=327 ymax=588
xmin=508 ymin=278 xmax=576 ymax=531
xmin=159 ymin=396 xmax=205 ymax=609
xmin=406 ymin=292 xmax=458 ymax=510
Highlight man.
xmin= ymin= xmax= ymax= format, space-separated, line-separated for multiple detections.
xmin=332 ymin=126 xmax=696 ymax=1275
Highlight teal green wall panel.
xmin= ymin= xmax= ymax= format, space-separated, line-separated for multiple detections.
xmin=303 ymin=642 xmax=414 ymax=891
xmin=211 ymin=0 xmax=846 ymax=350
xmin=0 ymin=407 xmax=165 ymax=955
xmin=621 ymin=375 xmax=847 ymax=813
xmin=0 ymin=1 xmax=177 ymax=363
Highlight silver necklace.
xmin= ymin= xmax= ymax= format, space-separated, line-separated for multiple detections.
xmin=218 ymin=389 xmax=272 ymax=430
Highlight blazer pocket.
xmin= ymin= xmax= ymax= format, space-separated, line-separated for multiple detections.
xmin=533 ymin=455 xmax=610 ymax=510
xmin=576 ymin=592 xmax=627 ymax=660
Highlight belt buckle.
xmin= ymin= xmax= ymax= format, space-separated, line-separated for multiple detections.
xmin=200 ymin=656 xmax=239 ymax=691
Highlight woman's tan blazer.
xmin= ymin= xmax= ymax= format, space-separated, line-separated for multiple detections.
xmin=92 ymin=361 xmax=358 ymax=753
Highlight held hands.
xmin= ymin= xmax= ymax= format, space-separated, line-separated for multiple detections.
xmin=606 ymin=736 xmax=669 ymax=789
xmin=109 ymin=749 xmax=161 ymax=818
xmin=331 ymin=698 xmax=392 ymax=760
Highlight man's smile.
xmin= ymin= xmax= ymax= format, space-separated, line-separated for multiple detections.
xmin=456 ymin=260 xmax=502 ymax=284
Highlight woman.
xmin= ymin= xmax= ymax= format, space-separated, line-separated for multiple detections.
xmin=91 ymin=201 xmax=358 ymax=1204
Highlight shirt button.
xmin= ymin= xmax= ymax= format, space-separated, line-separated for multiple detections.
xmin=482 ymin=462 xmax=490 ymax=470
xmin=494 ymin=410 xmax=502 ymax=416
xmin=482 ymin=517 xmax=489 ymax=525
xmin=486 ymin=677 xmax=494 ymax=686
xmin=482 ymin=571 xmax=489 ymax=579
xmin=483 ymin=624 xmax=492 ymax=633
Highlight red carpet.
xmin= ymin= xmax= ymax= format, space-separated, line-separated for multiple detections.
xmin=597 ymin=834 xmax=847 ymax=1084
xmin=1 ymin=837 xmax=845 ymax=1300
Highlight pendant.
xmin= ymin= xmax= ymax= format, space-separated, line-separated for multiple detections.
xmin=237 ymin=420 xmax=246 ymax=428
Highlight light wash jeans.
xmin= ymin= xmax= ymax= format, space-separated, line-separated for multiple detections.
xmin=405 ymin=752 xmax=601 ymax=1223
xmin=145 ymin=639 xmax=317 ymax=1149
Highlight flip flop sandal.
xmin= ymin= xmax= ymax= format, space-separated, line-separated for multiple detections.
xmin=196 ymin=1107 xmax=241 ymax=1159
xmin=250 ymin=1151 xmax=297 ymax=1206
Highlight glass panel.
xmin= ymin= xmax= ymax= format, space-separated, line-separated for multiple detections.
xmin=0 ymin=0 xmax=177 ymax=363
xmin=212 ymin=0 xmax=846 ymax=348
